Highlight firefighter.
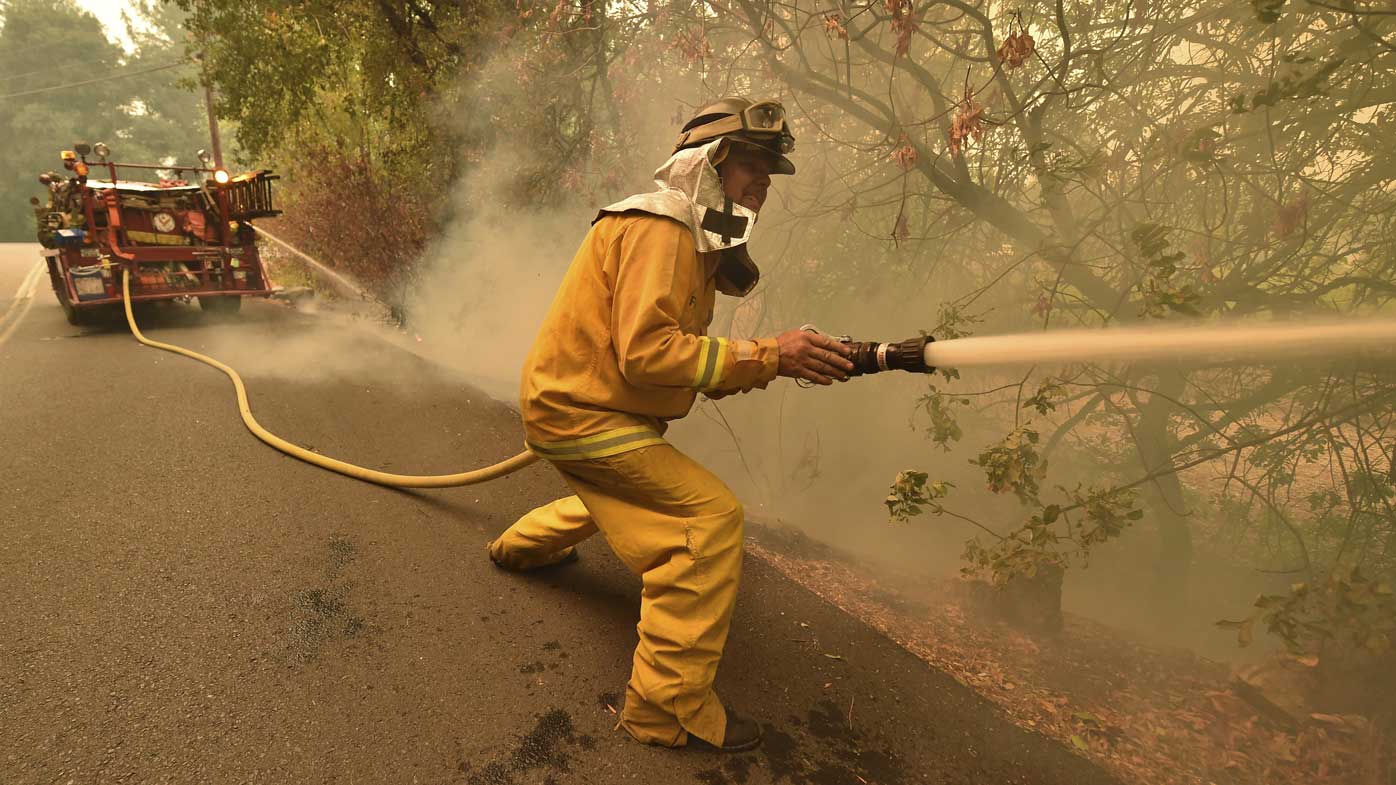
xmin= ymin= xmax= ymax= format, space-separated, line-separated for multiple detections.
xmin=488 ymin=97 xmax=854 ymax=752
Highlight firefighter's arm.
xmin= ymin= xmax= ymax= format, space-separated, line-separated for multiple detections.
xmin=609 ymin=217 xmax=779 ymax=393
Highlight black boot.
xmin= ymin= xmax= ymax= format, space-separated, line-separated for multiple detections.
xmin=488 ymin=545 xmax=579 ymax=571
xmin=691 ymin=708 xmax=762 ymax=752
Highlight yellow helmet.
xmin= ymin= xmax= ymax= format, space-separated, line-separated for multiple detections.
xmin=674 ymin=97 xmax=796 ymax=175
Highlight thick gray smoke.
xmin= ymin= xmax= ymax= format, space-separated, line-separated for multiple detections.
xmin=406 ymin=155 xmax=594 ymax=400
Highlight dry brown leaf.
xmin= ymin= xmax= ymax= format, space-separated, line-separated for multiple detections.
xmin=823 ymin=12 xmax=848 ymax=40
xmin=996 ymin=31 xmax=1036 ymax=69
xmin=893 ymin=214 xmax=910 ymax=242
xmin=743 ymin=538 xmax=1390 ymax=785
xmin=890 ymin=137 xmax=919 ymax=170
xmin=949 ymin=92 xmax=986 ymax=156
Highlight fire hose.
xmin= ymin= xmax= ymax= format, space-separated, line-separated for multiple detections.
xmin=122 ymin=270 xmax=538 ymax=488
xmin=119 ymin=270 xmax=935 ymax=488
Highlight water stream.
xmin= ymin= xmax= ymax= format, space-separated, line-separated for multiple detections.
xmin=251 ymin=225 xmax=372 ymax=301
xmin=923 ymin=318 xmax=1396 ymax=369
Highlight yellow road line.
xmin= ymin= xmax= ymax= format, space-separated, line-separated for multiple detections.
xmin=12 ymin=260 xmax=42 ymax=300
xmin=4 ymin=260 xmax=43 ymax=312
xmin=24 ymin=262 xmax=44 ymax=298
xmin=0 ymin=261 xmax=45 ymax=349
xmin=0 ymin=292 xmax=38 ymax=348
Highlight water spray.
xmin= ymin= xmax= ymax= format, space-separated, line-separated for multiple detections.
xmin=835 ymin=319 xmax=1396 ymax=375
xmin=252 ymin=225 xmax=372 ymax=301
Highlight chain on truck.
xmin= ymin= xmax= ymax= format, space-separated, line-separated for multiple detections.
xmin=31 ymin=141 xmax=280 ymax=325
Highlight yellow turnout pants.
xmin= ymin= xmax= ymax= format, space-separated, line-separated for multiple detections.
xmin=488 ymin=444 xmax=743 ymax=747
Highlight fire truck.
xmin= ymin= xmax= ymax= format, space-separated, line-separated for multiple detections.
xmin=33 ymin=142 xmax=280 ymax=325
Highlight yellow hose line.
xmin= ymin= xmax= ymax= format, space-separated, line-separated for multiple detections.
xmin=122 ymin=271 xmax=539 ymax=488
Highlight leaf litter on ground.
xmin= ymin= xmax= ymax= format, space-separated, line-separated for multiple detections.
xmin=746 ymin=539 xmax=1387 ymax=785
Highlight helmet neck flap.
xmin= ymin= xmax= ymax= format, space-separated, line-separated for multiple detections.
xmin=596 ymin=139 xmax=761 ymax=297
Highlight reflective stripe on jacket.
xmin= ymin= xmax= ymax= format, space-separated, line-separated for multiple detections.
xmin=520 ymin=212 xmax=779 ymax=459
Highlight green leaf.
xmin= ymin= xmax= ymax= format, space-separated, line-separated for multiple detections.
xmin=1070 ymin=734 xmax=1089 ymax=751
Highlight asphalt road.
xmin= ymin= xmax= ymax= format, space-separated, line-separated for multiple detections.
xmin=0 ymin=242 xmax=1118 ymax=785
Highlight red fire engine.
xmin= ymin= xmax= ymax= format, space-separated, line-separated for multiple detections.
xmin=34 ymin=142 xmax=279 ymax=325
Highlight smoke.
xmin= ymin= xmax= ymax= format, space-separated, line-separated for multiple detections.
xmin=405 ymin=165 xmax=593 ymax=401
xmin=146 ymin=303 xmax=439 ymax=392
xmin=400 ymin=47 xmax=677 ymax=401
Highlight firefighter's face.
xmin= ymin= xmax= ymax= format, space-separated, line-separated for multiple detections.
xmin=718 ymin=145 xmax=775 ymax=213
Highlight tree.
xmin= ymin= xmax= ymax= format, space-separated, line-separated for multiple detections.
xmin=180 ymin=0 xmax=658 ymax=305
xmin=175 ymin=0 xmax=527 ymax=305
xmin=665 ymin=0 xmax=1396 ymax=633
xmin=0 ymin=0 xmax=210 ymax=241
xmin=0 ymin=0 xmax=128 ymax=240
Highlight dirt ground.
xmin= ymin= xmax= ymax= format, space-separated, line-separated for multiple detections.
xmin=744 ymin=521 xmax=1389 ymax=785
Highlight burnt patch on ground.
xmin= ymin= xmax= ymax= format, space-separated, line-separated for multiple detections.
xmin=598 ymin=690 xmax=622 ymax=715
xmin=746 ymin=703 xmax=906 ymax=785
xmin=518 ymin=639 xmax=574 ymax=682
xmin=805 ymin=700 xmax=847 ymax=739
xmin=689 ymin=706 xmax=904 ymax=785
xmin=285 ymin=534 xmax=367 ymax=664
xmin=325 ymin=534 xmax=355 ymax=573
xmin=695 ymin=752 xmax=757 ymax=785
xmin=466 ymin=709 xmax=585 ymax=785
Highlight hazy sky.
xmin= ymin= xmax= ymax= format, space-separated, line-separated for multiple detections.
xmin=74 ymin=0 xmax=148 ymax=52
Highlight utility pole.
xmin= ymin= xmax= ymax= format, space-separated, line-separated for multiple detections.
xmin=199 ymin=51 xmax=224 ymax=168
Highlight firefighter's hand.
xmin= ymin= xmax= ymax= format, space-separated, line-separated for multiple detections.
xmin=776 ymin=329 xmax=855 ymax=385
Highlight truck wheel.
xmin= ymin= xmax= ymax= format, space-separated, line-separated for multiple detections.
xmin=198 ymin=296 xmax=242 ymax=315
xmin=55 ymin=284 xmax=85 ymax=326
